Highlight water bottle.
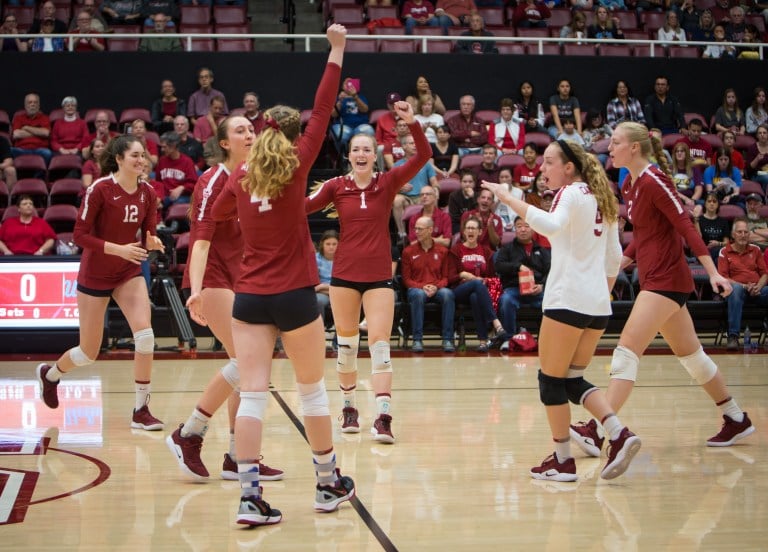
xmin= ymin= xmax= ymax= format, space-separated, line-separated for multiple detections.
xmin=743 ymin=326 xmax=751 ymax=354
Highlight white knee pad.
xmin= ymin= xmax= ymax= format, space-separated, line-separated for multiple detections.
xmin=297 ymin=379 xmax=329 ymax=417
xmin=237 ymin=391 xmax=268 ymax=421
xmin=609 ymin=345 xmax=640 ymax=382
xmin=133 ymin=328 xmax=155 ymax=355
xmin=220 ymin=359 xmax=240 ymax=390
xmin=371 ymin=340 xmax=392 ymax=375
xmin=69 ymin=346 xmax=95 ymax=367
xmin=678 ymin=346 xmax=718 ymax=385
xmin=336 ymin=334 xmax=359 ymax=374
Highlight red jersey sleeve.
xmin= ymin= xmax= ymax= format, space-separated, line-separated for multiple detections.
xmin=298 ymin=62 xmax=342 ymax=168
xmin=651 ymin=176 xmax=710 ymax=259
xmin=306 ymin=177 xmax=338 ymax=214
xmin=140 ymin=184 xmax=158 ymax=242
xmin=74 ymin=184 xmax=107 ymax=252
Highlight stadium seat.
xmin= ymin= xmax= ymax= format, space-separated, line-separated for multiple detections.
xmin=164 ymin=203 xmax=191 ymax=233
xmin=600 ymin=44 xmax=633 ymax=57
xmin=3 ymin=7 xmax=34 ymax=31
xmin=48 ymin=108 xmax=66 ymax=124
xmin=718 ymin=204 xmax=745 ymax=221
xmin=546 ymin=8 xmax=572 ymax=28
xmin=614 ymin=10 xmax=639 ymax=30
xmin=437 ymin=177 xmax=460 ymax=206
xmin=0 ymin=181 xmax=9 ymax=209
xmin=108 ymin=38 xmax=140 ymax=52
xmin=497 ymin=43 xmax=526 ymax=55
xmin=563 ymin=44 xmax=598 ymax=56
xmin=367 ymin=6 xmax=398 ymax=21
xmin=478 ymin=7 xmax=505 ymax=27
xmin=215 ymin=23 xmax=248 ymax=34
xmin=47 ymin=154 xmax=82 ymax=183
xmin=332 ymin=5 xmax=364 ymax=25
xmin=640 ymin=11 xmax=666 ymax=31
xmin=217 ymin=38 xmax=254 ymax=52
xmin=526 ymin=132 xmax=552 ymax=152
xmin=181 ymin=5 xmax=211 ymax=24
xmin=13 ymin=154 xmax=47 ymax=180
xmin=2 ymin=205 xmax=22 ymax=222
xmin=476 ymin=110 xmax=500 ymax=124
xmin=498 ymin=154 xmax=526 ymax=170
xmin=48 ymin=178 xmax=84 ymax=207
xmin=119 ymin=108 xmax=152 ymax=127
xmin=85 ymin=109 xmax=118 ymax=129
xmin=740 ymin=180 xmax=763 ymax=199
xmin=10 ymin=178 xmax=49 ymax=209
xmin=190 ymin=38 xmax=215 ymax=51
xmin=421 ymin=40 xmax=453 ymax=53
xmin=43 ymin=204 xmax=79 ymax=233
xmin=379 ymin=39 xmax=417 ymax=53
xmin=668 ymin=46 xmax=699 ymax=58
xmin=0 ymin=110 xmax=9 ymax=133
xmin=213 ymin=5 xmax=248 ymax=25
xmin=459 ymin=154 xmax=483 ymax=170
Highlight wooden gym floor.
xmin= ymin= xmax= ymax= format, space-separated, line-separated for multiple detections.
xmin=0 ymin=350 xmax=765 ymax=551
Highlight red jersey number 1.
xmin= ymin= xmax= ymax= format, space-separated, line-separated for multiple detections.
xmin=250 ymin=195 xmax=273 ymax=213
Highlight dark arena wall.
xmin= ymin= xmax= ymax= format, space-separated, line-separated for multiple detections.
xmin=1 ymin=52 xmax=765 ymax=121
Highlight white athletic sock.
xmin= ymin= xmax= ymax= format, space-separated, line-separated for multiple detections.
xmin=181 ymin=408 xmax=210 ymax=437
xmin=554 ymin=438 xmax=572 ymax=463
xmin=135 ymin=382 xmax=150 ymax=410
xmin=46 ymin=364 xmax=63 ymax=382
xmin=602 ymin=414 xmax=623 ymax=441
xmin=376 ymin=393 xmax=391 ymax=416
xmin=718 ymin=398 xmax=744 ymax=423
xmin=341 ymin=384 xmax=356 ymax=409
xmin=229 ymin=432 xmax=236 ymax=458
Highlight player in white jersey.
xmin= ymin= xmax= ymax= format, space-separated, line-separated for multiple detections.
xmin=483 ymin=140 xmax=641 ymax=482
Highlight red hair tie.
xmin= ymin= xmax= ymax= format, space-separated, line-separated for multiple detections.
xmin=266 ymin=118 xmax=280 ymax=132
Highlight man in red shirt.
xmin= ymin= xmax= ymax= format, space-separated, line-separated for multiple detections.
xmin=718 ymin=217 xmax=768 ymax=350
xmin=156 ymin=131 xmax=197 ymax=210
xmin=675 ymin=118 xmax=713 ymax=166
xmin=69 ymin=11 xmax=106 ymax=52
xmin=402 ymin=215 xmax=455 ymax=353
xmin=11 ymin=93 xmax=52 ymax=165
xmin=80 ymin=111 xmax=118 ymax=159
xmin=447 ymin=94 xmax=488 ymax=156
xmin=406 ymin=184 xmax=451 ymax=246
xmin=460 ymin=188 xmax=503 ymax=249
xmin=374 ymin=92 xmax=400 ymax=149
xmin=0 ymin=195 xmax=56 ymax=255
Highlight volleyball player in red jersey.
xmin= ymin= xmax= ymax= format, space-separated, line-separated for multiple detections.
xmin=306 ymin=102 xmax=431 ymax=444
xmin=570 ymin=121 xmax=754 ymax=457
xmin=165 ymin=115 xmax=283 ymax=482
xmin=36 ymin=135 xmax=166 ymax=430
xmin=211 ymin=24 xmax=354 ymax=527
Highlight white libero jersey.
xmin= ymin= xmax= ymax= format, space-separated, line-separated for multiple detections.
xmin=525 ymin=181 xmax=622 ymax=316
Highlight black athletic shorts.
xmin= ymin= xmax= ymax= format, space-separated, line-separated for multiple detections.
xmin=647 ymin=289 xmax=689 ymax=307
xmin=330 ymin=277 xmax=393 ymax=294
xmin=232 ymin=287 xmax=319 ymax=332
xmin=544 ymin=309 xmax=610 ymax=330
xmin=77 ymin=283 xmax=114 ymax=297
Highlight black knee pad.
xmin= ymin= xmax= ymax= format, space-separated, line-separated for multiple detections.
xmin=565 ymin=376 xmax=597 ymax=405
xmin=538 ymin=370 xmax=568 ymax=406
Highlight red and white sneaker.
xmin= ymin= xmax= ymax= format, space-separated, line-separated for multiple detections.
xmin=601 ymin=427 xmax=641 ymax=480
xmin=707 ymin=413 xmax=755 ymax=447
xmin=131 ymin=397 xmax=164 ymax=431
xmin=530 ymin=453 xmax=578 ymax=482
xmin=166 ymin=424 xmax=209 ymax=481
xmin=221 ymin=453 xmax=284 ymax=481
xmin=340 ymin=407 xmax=360 ymax=434
xmin=569 ymin=419 xmax=604 ymax=457
xmin=371 ymin=414 xmax=395 ymax=444
xmin=36 ymin=363 xmax=60 ymax=409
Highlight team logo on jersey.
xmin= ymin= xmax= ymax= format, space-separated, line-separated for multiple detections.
xmin=140 ymin=192 xmax=145 ymax=204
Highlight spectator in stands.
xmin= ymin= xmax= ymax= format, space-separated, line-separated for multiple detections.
xmin=557 ymin=118 xmax=586 ymax=148
xmin=415 ymin=94 xmax=444 ymax=144
xmin=193 ymin=96 xmax=226 ymax=144
xmin=718 ymin=130 xmax=745 ymax=171
xmin=677 ymin=118 xmax=713 ymax=164
xmin=138 ymin=13 xmax=182 ymax=51
xmin=512 ymin=0 xmax=551 ymax=28
xmin=702 ymin=24 xmax=737 ymax=58
xmin=691 ymin=9 xmax=717 ymax=41
xmin=330 ymin=77 xmax=375 ymax=148
xmin=315 ymin=229 xmax=338 ymax=331
xmin=406 ymin=75 xmax=447 ymax=115
xmin=746 ymin=124 xmax=768 ymax=192
xmin=736 ymin=23 xmax=761 ymax=59
xmin=242 ymin=92 xmax=265 ymax=135
xmin=81 ymin=138 xmax=106 ymax=189
xmin=472 ymin=143 xmax=501 ymax=184
xmin=430 ymin=124 xmax=459 ymax=178
xmin=566 ymin=0 xmax=594 ymax=9
xmin=718 ymin=217 xmax=768 ymax=350
xmin=406 ymin=184 xmax=452 ymax=245
xmin=709 ymin=0 xmax=731 ymax=25
xmin=657 ymin=9 xmax=687 ymax=45
xmin=493 ymin=167 xmax=524 ymax=230
xmin=142 ymin=0 xmax=179 ymax=25
xmin=447 ymin=215 xmax=508 ymax=352
xmin=605 ymin=80 xmax=645 ymax=130
xmin=693 ymin=192 xmax=731 ymax=265
xmin=744 ymin=192 xmax=768 ymax=247
xmin=495 ymin=216 xmax=551 ymax=348
xmin=456 ymin=13 xmax=498 ymax=54
xmin=548 ymin=79 xmax=581 ymax=139
xmin=560 ymin=11 xmax=587 ymax=41
xmin=393 ymin=134 xmax=439 ymax=239
xmin=0 ymin=136 xmax=18 ymax=190
xmin=526 ymin=173 xmax=550 ymax=209
xmin=0 ymin=195 xmax=56 ymax=255
xmin=447 ymin=95 xmax=489 ymax=156
xmin=0 ymin=14 xmax=29 ymax=52
xmin=29 ymin=18 xmax=66 ymax=52
xmin=434 ymin=0 xmax=479 ymax=32
xmin=515 ymin=81 xmax=546 ymax=135
xmin=11 ymin=93 xmax=52 ymax=164
xmin=129 ymin=119 xmax=159 ymax=167
xmin=101 ymin=0 xmax=143 ymax=26
xmin=448 ymin=170 xmax=478 ymax=233
xmin=713 ymin=88 xmax=746 ymax=136
xmin=69 ymin=11 xmax=106 ymax=52
xmin=29 ymin=1 xmax=68 ymax=34
xmin=187 ymin=68 xmax=229 ymax=127
xmin=461 ymin=187 xmax=503 ymax=249
xmin=489 ymin=98 xmax=525 ymax=156
xmin=81 ymin=111 xmax=118 ymax=160
xmin=69 ymin=0 xmax=108 ymax=32
xmin=401 ymin=0 xmax=440 ymax=34
xmin=155 ymin=131 xmax=197 ymax=209
xmin=582 ymin=111 xmax=612 ymax=165
xmin=513 ymin=142 xmax=541 ymax=191
xmin=705 ymin=147 xmax=743 ymax=209
xmin=587 ymin=6 xmax=625 ymax=39
xmin=671 ymin=142 xmax=704 ymax=207
xmin=151 ymin=80 xmax=187 ymax=135
xmin=174 ymin=115 xmax=205 ymax=169
xmin=677 ymin=0 xmax=701 ymax=36
xmin=724 ymin=4 xmax=747 ymax=41
xmin=402 ymin=215 xmax=456 ymax=353
xmin=375 ymin=92 xmax=401 ymax=151
xmin=383 ymin=119 xmax=410 ymax=170
xmin=746 ymin=87 xmax=768 ymax=136
xmin=51 ymin=96 xmax=89 ymax=156
xmin=643 ymin=75 xmax=686 ymax=135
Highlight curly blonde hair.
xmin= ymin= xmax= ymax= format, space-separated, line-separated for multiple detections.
xmin=241 ymin=105 xmax=302 ymax=199
xmin=616 ymin=121 xmax=672 ymax=176
xmin=552 ymin=141 xmax=618 ymax=223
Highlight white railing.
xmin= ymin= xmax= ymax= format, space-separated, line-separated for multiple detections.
xmin=1 ymin=32 xmax=764 ymax=59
